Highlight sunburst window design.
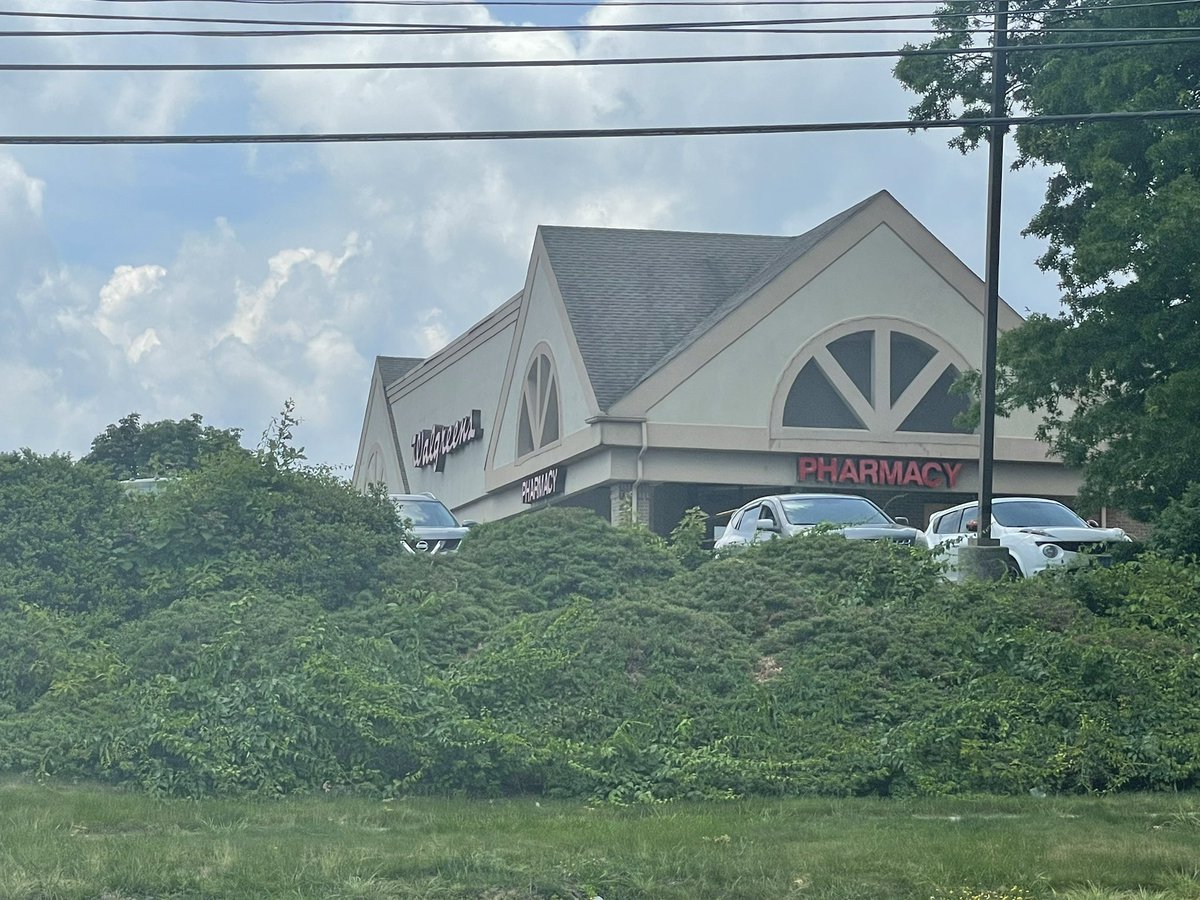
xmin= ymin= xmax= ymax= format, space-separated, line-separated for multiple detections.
xmin=517 ymin=350 xmax=561 ymax=457
xmin=778 ymin=322 xmax=971 ymax=434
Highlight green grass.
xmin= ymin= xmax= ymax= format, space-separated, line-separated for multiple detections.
xmin=1 ymin=781 xmax=1199 ymax=899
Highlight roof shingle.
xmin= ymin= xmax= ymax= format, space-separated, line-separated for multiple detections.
xmin=539 ymin=193 xmax=880 ymax=410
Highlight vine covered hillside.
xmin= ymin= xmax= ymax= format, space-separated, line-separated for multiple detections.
xmin=2 ymin=447 xmax=1199 ymax=801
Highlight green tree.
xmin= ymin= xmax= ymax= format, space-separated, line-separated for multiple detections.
xmin=133 ymin=446 xmax=408 ymax=611
xmin=85 ymin=412 xmax=246 ymax=480
xmin=894 ymin=0 xmax=1200 ymax=518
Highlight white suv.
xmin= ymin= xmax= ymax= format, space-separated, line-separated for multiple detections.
xmin=388 ymin=493 xmax=471 ymax=554
xmin=922 ymin=496 xmax=1130 ymax=579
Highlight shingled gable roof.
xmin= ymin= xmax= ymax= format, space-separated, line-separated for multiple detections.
xmin=376 ymin=356 xmax=423 ymax=388
xmin=538 ymin=192 xmax=883 ymax=412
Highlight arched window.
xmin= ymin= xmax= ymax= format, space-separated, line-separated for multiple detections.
xmin=775 ymin=320 xmax=972 ymax=435
xmin=363 ymin=444 xmax=386 ymax=487
xmin=517 ymin=349 xmax=561 ymax=457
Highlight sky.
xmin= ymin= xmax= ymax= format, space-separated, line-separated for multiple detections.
xmin=0 ymin=0 xmax=1066 ymax=471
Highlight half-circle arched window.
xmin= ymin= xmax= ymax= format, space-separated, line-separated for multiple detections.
xmin=775 ymin=320 xmax=972 ymax=435
xmin=517 ymin=348 xmax=561 ymax=457
xmin=363 ymin=444 xmax=387 ymax=488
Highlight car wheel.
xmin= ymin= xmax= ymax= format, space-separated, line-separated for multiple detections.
xmin=1004 ymin=555 xmax=1023 ymax=579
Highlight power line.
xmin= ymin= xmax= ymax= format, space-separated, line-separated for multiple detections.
xmin=67 ymin=0 xmax=1200 ymax=6
xmin=3 ymin=34 xmax=1197 ymax=70
xmin=2 ymin=108 xmax=1196 ymax=144
xmin=5 ymin=22 xmax=1199 ymax=36
xmin=5 ymin=0 xmax=1196 ymax=29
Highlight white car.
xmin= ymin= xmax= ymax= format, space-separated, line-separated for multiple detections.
xmin=922 ymin=497 xmax=1131 ymax=579
xmin=714 ymin=493 xmax=920 ymax=554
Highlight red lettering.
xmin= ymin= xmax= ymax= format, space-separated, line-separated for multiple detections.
xmin=797 ymin=456 xmax=818 ymax=481
xmin=944 ymin=462 xmax=963 ymax=488
xmin=921 ymin=462 xmax=943 ymax=487
xmin=798 ymin=456 xmax=966 ymax=489
xmin=858 ymin=459 xmax=879 ymax=483
xmin=816 ymin=456 xmax=839 ymax=482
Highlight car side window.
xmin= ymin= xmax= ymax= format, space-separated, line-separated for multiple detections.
xmin=733 ymin=504 xmax=763 ymax=538
xmin=958 ymin=505 xmax=979 ymax=531
xmin=759 ymin=503 xmax=778 ymax=527
xmin=935 ymin=509 xmax=964 ymax=534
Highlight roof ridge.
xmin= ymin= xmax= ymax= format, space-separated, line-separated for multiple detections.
xmin=539 ymin=223 xmax=790 ymax=241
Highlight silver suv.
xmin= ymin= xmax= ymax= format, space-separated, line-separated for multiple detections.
xmin=389 ymin=493 xmax=471 ymax=554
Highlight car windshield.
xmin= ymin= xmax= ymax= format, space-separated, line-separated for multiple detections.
xmin=993 ymin=500 xmax=1087 ymax=528
xmin=781 ymin=497 xmax=891 ymax=526
xmin=392 ymin=498 xmax=460 ymax=527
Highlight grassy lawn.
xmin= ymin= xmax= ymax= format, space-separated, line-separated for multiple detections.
xmin=1 ymin=781 xmax=1199 ymax=899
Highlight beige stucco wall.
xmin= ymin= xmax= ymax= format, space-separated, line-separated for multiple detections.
xmin=351 ymin=369 xmax=407 ymax=494
xmin=644 ymin=223 xmax=1048 ymax=448
xmin=387 ymin=321 xmax=516 ymax=511
xmin=491 ymin=258 xmax=594 ymax=472
xmin=647 ymin=225 xmax=975 ymax=424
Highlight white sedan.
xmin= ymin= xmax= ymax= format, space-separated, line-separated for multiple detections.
xmin=714 ymin=493 xmax=920 ymax=554
xmin=922 ymin=497 xmax=1131 ymax=579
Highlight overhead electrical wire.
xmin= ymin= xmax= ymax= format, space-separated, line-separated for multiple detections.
xmin=6 ymin=0 xmax=1196 ymax=28
xmin=2 ymin=108 xmax=1197 ymax=145
xmin=69 ymin=0 xmax=1200 ymax=7
xmin=4 ymin=22 xmax=1199 ymax=36
xmin=3 ymin=33 xmax=1197 ymax=70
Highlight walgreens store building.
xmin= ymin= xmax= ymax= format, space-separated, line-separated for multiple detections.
xmin=353 ymin=191 xmax=1101 ymax=536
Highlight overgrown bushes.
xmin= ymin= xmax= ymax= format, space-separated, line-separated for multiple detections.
xmin=2 ymin=448 xmax=1200 ymax=801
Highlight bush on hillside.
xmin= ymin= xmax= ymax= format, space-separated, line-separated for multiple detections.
xmin=0 ymin=592 xmax=457 ymax=797
xmin=0 ymin=451 xmax=138 ymax=614
xmin=130 ymin=450 xmax=408 ymax=611
xmin=5 ymin=432 xmax=1200 ymax=802
xmin=454 ymin=507 xmax=680 ymax=607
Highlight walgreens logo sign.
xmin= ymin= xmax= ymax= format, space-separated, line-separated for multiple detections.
xmin=412 ymin=410 xmax=483 ymax=472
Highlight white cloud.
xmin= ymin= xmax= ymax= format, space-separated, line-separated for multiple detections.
xmin=222 ymin=234 xmax=365 ymax=346
xmin=0 ymin=0 xmax=1065 ymax=468
xmin=0 ymin=155 xmax=43 ymax=218
xmin=92 ymin=264 xmax=168 ymax=354
xmin=416 ymin=308 xmax=451 ymax=355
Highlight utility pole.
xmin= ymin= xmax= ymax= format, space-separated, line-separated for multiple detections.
xmin=963 ymin=0 xmax=1012 ymax=579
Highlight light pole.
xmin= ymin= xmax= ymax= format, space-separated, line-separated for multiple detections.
xmin=962 ymin=0 xmax=1014 ymax=580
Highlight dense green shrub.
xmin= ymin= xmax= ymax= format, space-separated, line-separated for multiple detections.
xmin=0 ymin=593 xmax=458 ymax=797
xmin=669 ymin=533 xmax=945 ymax=641
xmin=454 ymin=507 xmax=680 ymax=607
xmin=438 ymin=598 xmax=756 ymax=799
xmin=129 ymin=451 xmax=408 ymax=611
xmin=1150 ymin=480 xmax=1200 ymax=560
xmin=0 ymin=451 xmax=138 ymax=614
xmin=5 ymin=440 xmax=1200 ymax=801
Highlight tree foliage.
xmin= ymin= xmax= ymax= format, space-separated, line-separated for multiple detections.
xmin=84 ymin=412 xmax=246 ymax=480
xmin=894 ymin=0 xmax=1200 ymax=517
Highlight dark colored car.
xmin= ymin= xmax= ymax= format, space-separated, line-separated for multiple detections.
xmin=389 ymin=492 xmax=471 ymax=554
